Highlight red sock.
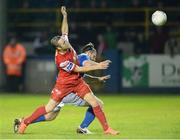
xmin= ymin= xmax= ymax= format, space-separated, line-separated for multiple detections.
xmin=24 ymin=106 xmax=47 ymax=125
xmin=93 ymin=105 xmax=109 ymax=131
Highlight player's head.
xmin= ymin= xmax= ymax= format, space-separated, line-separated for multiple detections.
xmin=81 ymin=42 xmax=97 ymax=61
xmin=9 ymin=37 xmax=17 ymax=47
xmin=50 ymin=35 xmax=70 ymax=51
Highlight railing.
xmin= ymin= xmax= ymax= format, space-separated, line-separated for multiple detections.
xmin=8 ymin=7 xmax=180 ymax=39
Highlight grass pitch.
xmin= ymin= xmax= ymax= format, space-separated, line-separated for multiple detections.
xmin=0 ymin=93 xmax=180 ymax=139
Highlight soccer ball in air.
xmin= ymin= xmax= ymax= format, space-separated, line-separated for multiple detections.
xmin=152 ymin=10 xmax=167 ymax=26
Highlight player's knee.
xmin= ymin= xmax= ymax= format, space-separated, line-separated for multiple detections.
xmin=45 ymin=106 xmax=52 ymax=112
xmin=89 ymin=100 xmax=99 ymax=107
xmin=98 ymin=100 xmax=104 ymax=109
xmin=45 ymin=105 xmax=56 ymax=113
xmin=95 ymin=97 xmax=104 ymax=108
xmin=45 ymin=99 xmax=59 ymax=113
xmin=84 ymin=93 xmax=100 ymax=107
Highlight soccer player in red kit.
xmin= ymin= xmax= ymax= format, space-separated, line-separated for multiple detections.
xmin=16 ymin=6 xmax=119 ymax=135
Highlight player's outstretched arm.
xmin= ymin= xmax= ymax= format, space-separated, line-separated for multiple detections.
xmin=84 ymin=74 xmax=111 ymax=82
xmin=83 ymin=60 xmax=99 ymax=67
xmin=61 ymin=6 xmax=68 ymax=35
xmin=84 ymin=59 xmax=112 ymax=67
xmin=73 ymin=60 xmax=111 ymax=73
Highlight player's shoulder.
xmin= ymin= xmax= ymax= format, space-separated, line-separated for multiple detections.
xmin=78 ymin=53 xmax=90 ymax=60
xmin=78 ymin=53 xmax=90 ymax=66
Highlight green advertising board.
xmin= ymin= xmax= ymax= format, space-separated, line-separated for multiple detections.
xmin=123 ymin=55 xmax=180 ymax=87
xmin=122 ymin=55 xmax=149 ymax=87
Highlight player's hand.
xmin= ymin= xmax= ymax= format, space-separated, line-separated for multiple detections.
xmin=98 ymin=60 xmax=112 ymax=70
xmin=61 ymin=6 xmax=67 ymax=16
xmin=98 ymin=75 xmax=111 ymax=82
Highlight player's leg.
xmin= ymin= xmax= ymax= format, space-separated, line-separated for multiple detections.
xmin=30 ymin=93 xmax=105 ymax=133
xmin=52 ymin=92 xmax=95 ymax=134
xmin=84 ymin=93 xmax=119 ymax=135
xmin=79 ymin=96 xmax=104 ymax=131
xmin=16 ymin=87 xmax=63 ymax=134
xmin=16 ymin=98 xmax=59 ymax=134
xmin=77 ymin=106 xmax=95 ymax=134
xmin=31 ymin=101 xmax=64 ymax=124
xmin=94 ymin=96 xmax=104 ymax=109
xmin=25 ymin=98 xmax=59 ymax=124
xmin=75 ymin=80 xmax=119 ymax=135
xmin=32 ymin=110 xmax=60 ymax=123
xmin=44 ymin=111 xmax=60 ymax=121
xmin=15 ymin=100 xmax=64 ymax=133
xmin=29 ymin=92 xmax=85 ymax=125
xmin=14 ymin=111 xmax=60 ymax=133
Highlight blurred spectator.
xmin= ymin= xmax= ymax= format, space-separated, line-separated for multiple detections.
xmin=3 ymin=37 xmax=26 ymax=92
xmin=100 ymin=0 xmax=107 ymax=8
xmin=146 ymin=0 xmax=154 ymax=7
xmin=90 ymin=0 xmax=97 ymax=8
xmin=134 ymin=33 xmax=148 ymax=54
xmin=33 ymin=35 xmax=42 ymax=49
xmin=83 ymin=22 xmax=96 ymax=45
xmin=131 ymin=0 xmax=140 ymax=8
xmin=164 ymin=38 xmax=180 ymax=57
xmin=22 ymin=0 xmax=29 ymax=8
xmin=33 ymin=34 xmax=43 ymax=54
xmin=150 ymin=28 xmax=168 ymax=54
xmin=104 ymin=26 xmax=118 ymax=49
xmin=41 ymin=31 xmax=49 ymax=46
xmin=157 ymin=1 xmax=164 ymax=9
xmin=97 ymin=34 xmax=107 ymax=57
xmin=75 ymin=0 xmax=81 ymax=9
xmin=33 ymin=31 xmax=52 ymax=55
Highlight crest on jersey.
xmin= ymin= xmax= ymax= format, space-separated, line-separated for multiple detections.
xmin=60 ymin=61 xmax=75 ymax=72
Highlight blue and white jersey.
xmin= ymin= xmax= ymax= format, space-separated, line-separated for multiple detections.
xmin=78 ymin=53 xmax=90 ymax=77
xmin=78 ymin=53 xmax=90 ymax=67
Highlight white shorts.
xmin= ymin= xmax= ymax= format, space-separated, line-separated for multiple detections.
xmin=61 ymin=93 xmax=87 ymax=106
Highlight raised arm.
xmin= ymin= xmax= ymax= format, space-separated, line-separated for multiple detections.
xmin=59 ymin=6 xmax=77 ymax=52
xmin=61 ymin=6 xmax=68 ymax=35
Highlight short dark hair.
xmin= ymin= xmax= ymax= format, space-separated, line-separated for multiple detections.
xmin=50 ymin=35 xmax=61 ymax=48
xmin=81 ymin=42 xmax=96 ymax=53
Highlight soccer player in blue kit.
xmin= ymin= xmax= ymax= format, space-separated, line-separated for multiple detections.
xmin=14 ymin=42 xmax=110 ymax=134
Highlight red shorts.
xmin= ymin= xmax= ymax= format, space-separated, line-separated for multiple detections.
xmin=51 ymin=79 xmax=91 ymax=102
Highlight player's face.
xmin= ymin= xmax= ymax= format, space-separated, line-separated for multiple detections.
xmin=89 ymin=50 xmax=97 ymax=61
xmin=57 ymin=38 xmax=70 ymax=51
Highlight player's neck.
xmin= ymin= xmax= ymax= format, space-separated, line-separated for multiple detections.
xmin=57 ymin=49 xmax=68 ymax=55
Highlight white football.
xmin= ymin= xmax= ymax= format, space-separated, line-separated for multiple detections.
xmin=152 ymin=10 xmax=167 ymax=26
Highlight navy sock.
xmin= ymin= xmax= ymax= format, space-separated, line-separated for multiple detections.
xmin=32 ymin=115 xmax=46 ymax=123
xmin=80 ymin=106 xmax=95 ymax=128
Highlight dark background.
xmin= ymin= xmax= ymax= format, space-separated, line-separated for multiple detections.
xmin=0 ymin=0 xmax=180 ymax=93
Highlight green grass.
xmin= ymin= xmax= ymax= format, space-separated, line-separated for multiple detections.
xmin=0 ymin=93 xmax=180 ymax=139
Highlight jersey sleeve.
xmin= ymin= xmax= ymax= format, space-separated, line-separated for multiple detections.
xmin=78 ymin=54 xmax=90 ymax=66
xmin=59 ymin=60 xmax=76 ymax=72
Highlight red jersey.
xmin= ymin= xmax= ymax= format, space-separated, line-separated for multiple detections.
xmin=55 ymin=49 xmax=81 ymax=86
xmin=51 ymin=35 xmax=91 ymax=102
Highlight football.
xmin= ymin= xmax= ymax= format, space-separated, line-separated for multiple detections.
xmin=152 ymin=10 xmax=167 ymax=26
